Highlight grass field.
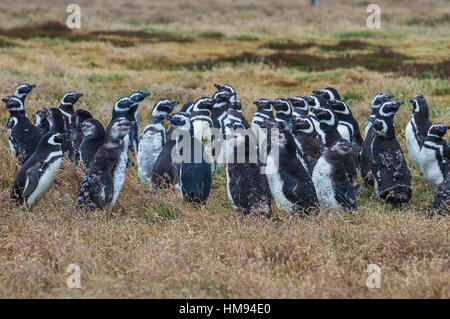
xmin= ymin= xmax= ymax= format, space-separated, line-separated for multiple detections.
xmin=0 ymin=0 xmax=449 ymax=298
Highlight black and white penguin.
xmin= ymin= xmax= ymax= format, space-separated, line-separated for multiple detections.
xmin=225 ymin=128 xmax=271 ymax=217
xmin=71 ymin=109 xmax=93 ymax=163
xmin=180 ymin=102 xmax=194 ymax=115
xmin=75 ymin=119 xmax=132 ymax=210
xmin=361 ymin=100 xmax=404 ymax=186
xmin=58 ymin=91 xmax=83 ymax=132
xmin=288 ymin=96 xmax=309 ymax=118
xmin=272 ymin=98 xmax=292 ymax=128
xmin=127 ymin=90 xmax=150 ymax=153
xmin=223 ymin=99 xmax=250 ymax=131
xmin=214 ymin=83 xmax=237 ymax=103
xmin=309 ymin=107 xmax=341 ymax=147
xmin=45 ymin=107 xmax=73 ymax=157
xmin=371 ymin=117 xmax=412 ymax=205
xmin=210 ymin=90 xmax=233 ymax=171
xmin=79 ymin=118 xmax=107 ymax=168
xmin=430 ymin=165 xmax=449 ymax=217
xmin=364 ymin=93 xmax=394 ymax=137
xmin=312 ymin=139 xmax=357 ymax=211
xmin=251 ymin=98 xmax=274 ymax=152
xmin=291 ymin=115 xmax=325 ymax=175
xmin=6 ymin=83 xmax=36 ymax=124
xmin=306 ymin=94 xmax=329 ymax=131
xmin=108 ymin=95 xmax=135 ymax=150
xmin=266 ymin=129 xmax=319 ymax=214
xmin=405 ymin=94 xmax=432 ymax=170
xmin=3 ymin=96 xmax=42 ymax=163
xmin=137 ymin=98 xmax=178 ymax=184
xmin=32 ymin=110 xmax=50 ymax=134
xmin=328 ymin=99 xmax=364 ymax=149
xmin=313 ymin=87 xmax=341 ymax=101
xmin=10 ymin=132 xmax=64 ymax=208
xmin=418 ymin=123 xmax=449 ymax=188
xmin=211 ymin=90 xmax=233 ymax=130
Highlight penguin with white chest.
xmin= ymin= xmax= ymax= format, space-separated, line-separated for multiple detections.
xmin=127 ymin=90 xmax=150 ymax=153
xmin=190 ymin=97 xmax=215 ymax=169
xmin=364 ymin=93 xmax=394 ymax=137
xmin=75 ymin=119 xmax=132 ymax=210
xmin=137 ymin=98 xmax=178 ymax=184
xmin=266 ymin=129 xmax=319 ymax=215
xmin=312 ymin=139 xmax=357 ymax=212
xmin=418 ymin=123 xmax=449 ymax=188
xmin=3 ymin=96 xmax=42 ymax=163
xmin=79 ymin=118 xmax=106 ymax=167
xmin=225 ymin=127 xmax=271 ymax=217
xmin=10 ymin=132 xmax=64 ymax=208
xmin=371 ymin=117 xmax=412 ymax=205
xmin=405 ymin=94 xmax=432 ymax=170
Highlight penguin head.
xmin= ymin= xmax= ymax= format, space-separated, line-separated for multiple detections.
xmin=272 ymin=98 xmax=291 ymax=115
xmin=47 ymin=132 xmax=65 ymax=145
xmin=328 ymin=99 xmax=350 ymax=115
xmin=212 ymin=90 xmax=233 ymax=108
xmin=128 ymin=91 xmax=150 ymax=103
xmin=311 ymin=107 xmax=336 ymax=126
xmin=372 ymin=118 xmax=390 ymax=137
xmin=306 ymin=94 xmax=328 ymax=110
xmin=229 ymin=99 xmax=242 ymax=111
xmin=288 ymin=96 xmax=308 ymax=112
xmin=113 ymin=96 xmax=134 ymax=112
xmin=14 ymin=83 xmax=36 ymax=99
xmin=61 ymin=91 xmax=83 ymax=106
xmin=72 ymin=109 xmax=93 ymax=126
xmin=409 ymin=94 xmax=428 ymax=114
xmin=152 ymin=98 xmax=178 ymax=120
xmin=44 ymin=107 xmax=65 ymax=132
xmin=81 ymin=119 xmax=105 ymax=138
xmin=165 ymin=112 xmax=191 ymax=131
xmin=192 ymin=97 xmax=214 ymax=113
xmin=273 ymin=130 xmax=296 ymax=155
xmin=378 ymin=100 xmax=403 ymax=118
xmin=313 ymin=87 xmax=341 ymax=101
xmin=292 ymin=116 xmax=314 ymax=134
xmin=427 ymin=123 xmax=449 ymax=139
xmin=180 ymin=102 xmax=194 ymax=115
xmin=371 ymin=93 xmax=394 ymax=110
xmin=108 ymin=118 xmax=132 ymax=140
xmin=329 ymin=139 xmax=352 ymax=155
xmin=3 ymin=96 xmax=24 ymax=112
xmin=253 ymin=98 xmax=273 ymax=112
xmin=214 ymin=83 xmax=236 ymax=102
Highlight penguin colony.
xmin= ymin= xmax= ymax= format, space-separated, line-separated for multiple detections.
xmin=2 ymin=83 xmax=449 ymax=217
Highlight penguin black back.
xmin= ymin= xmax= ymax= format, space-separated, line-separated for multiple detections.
xmin=79 ymin=118 xmax=107 ymax=167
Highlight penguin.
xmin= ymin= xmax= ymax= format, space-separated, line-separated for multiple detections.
xmin=291 ymin=115 xmax=325 ymax=175
xmin=364 ymin=93 xmax=395 ymax=137
xmin=127 ymin=90 xmax=150 ymax=153
xmin=108 ymin=95 xmax=136 ymax=150
xmin=430 ymin=165 xmax=449 ymax=217
xmin=251 ymin=98 xmax=274 ymax=153
xmin=312 ymin=139 xmax=357 ymax=211
xmin=309 ymin=107 xmax=341 ymax=147
xmin=173 ymin=113 xmax=212 ymax=203
xmin=3 ymin=96 xmax=42 ymax=164
xmin=223 ymin=100 xmax=250 ymax=131
xmin=328 ymin=99 xmax=364 ymax=149
xmin=313 ymin=87 xmax=341 ymax=101
xmin=214 ymin=83 xmax=237 ymax=103
xmin=405 ymin=94 xmax=432 ymax=170
xmin=361 ymin=100 xmax=404 ymax=186
xmin=211 ymin=90 xmax=233 ymax=130
xmin=418 ymin=123 xmax=449 ymax=188
xmin=10 ymin=132 xmax=64 ymax=208
xmin=32 ymin=110 xmax=50 ymax=134
xmin=45 ymin=107 xmax=73 ymax=157
xmin=180 ymin=102 xmax=194 ymax=115
xmin=71 ymin=109 xmax=93 ymax=163
xmin=5 ymin=83 xmax=36 ymax=126
xmin=371 ymin=117 xmax=412 ymax=205
xmin=137 ymin=98 xmax=178 ymax=184
xmin=225 ymin=127 xmax=271 ymax=217
xmin=79 ymin=118 xmax=107 ymax=168
xmin=189 ymin=97 xmax=215 ymax=167
xmin=151 ymin=112 xmax=189 ymax=188
xmin=306 ymin=94 xmax=330 ymax=131
xmin=272 ymin=98 xmax=292 ymax=128
xmin=58 ymin=91 xmax=84 ymax=132
xmin=265 ymin=129 xmax=319 ymax=214
xmin=288 ymin=96 xmax=309 ymax=118
xmin=75 ymin=119 xmax=132 ymax=210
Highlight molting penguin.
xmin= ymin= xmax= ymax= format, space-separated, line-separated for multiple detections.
xmin=266 ymin=129 xmax=319 ymax=215
xmin=371 ymin=117 xmax=412 ymax=205
xmin=288 ymin=96 xmax=309 ymax=118
xmin=137 ymin=98 xmax=178 ymax=184
xmin=430 ymin=165 xmax=449 ymax=218
xmin=225 ymin=128 xmax=271 ymax=217
xmin=418 ymin=123 xmax=449 ymax=188
xmin=364 ymin=93 xmax=394 ymax=137
xmin=405 ymin=94 xmax=432 ymax=170
xmin=3 ymin=96 xmax=42 ymax=163
xmin=71 ymin=109 xmax=93 ymax=163
xmin=313 ymin=87 xmax=341 ymax=101
xmin=127 ymin=90 xmax=150 ymax=153
xmin=312 ymin=139 xmax=357 ymax=212
xmin=79 ymin=118 xmax=107 ymax=167
xmin=272 ymin=98 xmax=292 ymax=128
xmin=32 ymin=110 xmax=50 ymax=134
xmin=10 ymin=132 xmax=64 ymax=208
xmin=75 ymin=119 xmax=132 ymax=210
xmin=361 ymin=100 xmax=403 ymax=186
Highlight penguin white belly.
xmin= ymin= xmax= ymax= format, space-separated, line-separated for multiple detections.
xmin=364 ymin=119 xmax=372 ymax=138
xmin=405 ymin=121 xmax=422 ymax=170
xmin=25 ymin=154 xmax=62 ymax=207
xmin=225 ymin=164 xmax=235 ymax=206
xmin=8 ymin=136 xmax=16 ymax=155
xmin=110 ymin=149 xmax=127 ymax=208
xmin=137 ymin=128 xmax=164 ymax=184
xmin=266 ymin=155 xmax=294 ymax=213
xmin=420 ymin=147 xmax=443 ymax=187
xmin=312 ymin=158 xmax=339 ymax=210
xmin=337 ymin=124 xmax=351 ymax=141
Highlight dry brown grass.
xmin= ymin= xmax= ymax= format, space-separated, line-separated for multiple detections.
xmin=0 ymin=0 xmax=449 ymax=298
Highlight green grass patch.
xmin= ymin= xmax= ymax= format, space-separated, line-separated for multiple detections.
xmin=151 ymin=199 xmax=177 ymax=220
xmin=87 ymin=73 xmax=127 ymax=83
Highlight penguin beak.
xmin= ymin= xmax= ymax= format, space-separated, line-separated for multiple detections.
xmin=312 ymin=90 xmax=321 ymax=95
xmin=409 ymin=99 xmax=415 ymax=104
xmin=443 ymin=126 xmax=450 ymax=131
xmin=214 ymin=84 xmax=222 ymax=90
xmin=164 ymin=114 xmax=173 ymax=121
xmin=397 ymin=100 xmax=404 ymax=107
xmin=2 ymin=97 xmax=9 ymax=103
xmin=170 ymin=101 xmax=179 ymax=108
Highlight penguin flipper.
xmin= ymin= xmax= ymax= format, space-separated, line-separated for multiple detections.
xmin=22 ymin=161 xmax=44 ymax=200
xmin=334 ymin=179 xmax=357 ymax=211
xmin=280 ymin=170 xmax=318 ymax=212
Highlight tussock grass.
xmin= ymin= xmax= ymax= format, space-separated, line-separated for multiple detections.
xmin=0 ymin=0 xmax=448 ymax=298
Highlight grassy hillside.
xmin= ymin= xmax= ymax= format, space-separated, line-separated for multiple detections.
xmin=0 ymin=0 xmax=448 ymax=298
